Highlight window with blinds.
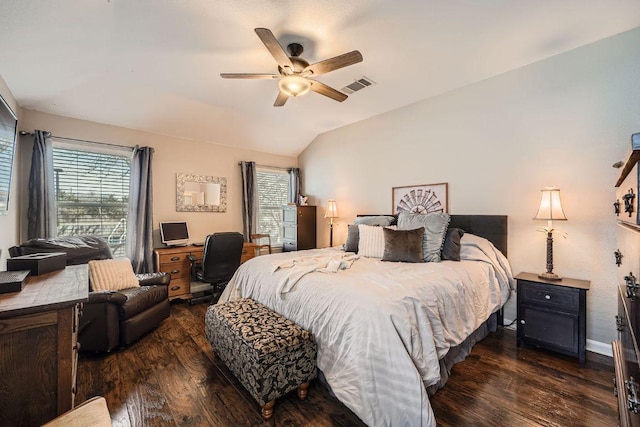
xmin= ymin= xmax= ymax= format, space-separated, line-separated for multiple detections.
xmin=0 ymin=99 xmax=17 ymax=213
xmin=0 ymin=132 xmax=14 ymax=211
xmin=256 ymin=168 xmax=289 ymax=247
xmin=52 ymin=144 xmax=131 ymax=257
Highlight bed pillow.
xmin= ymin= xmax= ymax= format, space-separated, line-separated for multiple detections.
xmin=354 ymin=215 xmax=395 ymax=227
xmin=382 ymin=227 xmax=424 ymax=263
xmin=358 ymin=224 xmax=396 ymax=258
xmin=397 ymin=212 xmax=450 ymax=262
xmin=88 ymin=258 xmax=139 ymax=292
xmin=344 ymin=224 xmax=360 ymax=253
xmin=441 ymin=228 xmax=465 ymax=261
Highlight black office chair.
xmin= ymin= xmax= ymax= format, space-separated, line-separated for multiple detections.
xmin=187 ymin=232 xmax=245 ymax=304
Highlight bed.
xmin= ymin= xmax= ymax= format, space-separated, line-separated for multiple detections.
xmin=218 ymin=214 xmax=514 ymax=426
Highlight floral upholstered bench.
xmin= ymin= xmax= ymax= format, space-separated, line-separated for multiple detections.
xmin=205 ymin=298 xmax=317 ymax=420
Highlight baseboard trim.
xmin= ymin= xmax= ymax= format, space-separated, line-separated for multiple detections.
xmin=586 ymin=339 xmax=612 ymax=357
xmin=503 ymin=317 xmax=516 ymax=331
xmin=502 ymin=318 xmax=612 ymax=357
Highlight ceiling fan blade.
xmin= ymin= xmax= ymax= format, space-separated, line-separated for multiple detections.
xmin=304 ymin=50 xmax=363 ymax=76
xmin=310 ymin=81 xmax=348 ymax=102
xmin=220 ymin=73 xmax=279 ymax=79
xmin=255 ymin=28 xmax=293 ymax=69
xmin=274 ymin=91 xmax=289 ymax=107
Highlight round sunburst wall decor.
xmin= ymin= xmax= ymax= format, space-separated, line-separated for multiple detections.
xmin=392 ymin=183 xmax=448 ymax=214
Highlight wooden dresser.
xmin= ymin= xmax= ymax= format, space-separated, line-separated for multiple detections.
xmin=154 ymin=242 xmax=258 ymax=301
xmin=282 ymin=205 xmax=316 ymax=252
xmin=0 ymin=265 xmax=88 ymax=426
xmin=613 ymin=133 xmax=640 ymax=427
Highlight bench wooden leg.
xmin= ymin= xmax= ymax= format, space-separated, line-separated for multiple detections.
xmin=261 ymin=400 xmax=275 ymax=420
xmin=297 ymin=382 xmax=310 ymax=400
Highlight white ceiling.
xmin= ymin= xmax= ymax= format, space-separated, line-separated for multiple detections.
xmin=1 ymin=0 xmax=639 ymax=157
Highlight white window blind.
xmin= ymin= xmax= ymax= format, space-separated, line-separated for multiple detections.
xmin=52 ymin=144 xmax=131 ymax=257
xmin=256 ymin=168 xmax=289 ymax=247
xmin=0 ymin=131 xmax=14 ymax=211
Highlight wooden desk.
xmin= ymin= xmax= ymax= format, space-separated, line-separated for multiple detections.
xmin=0 ymin=265 xmax=88 ymax=426
xmin=154 ymin=243 xmax=258 ymax=301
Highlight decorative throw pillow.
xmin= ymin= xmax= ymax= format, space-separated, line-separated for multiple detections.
xmin=358 ymin=224 xmax=396 ymax=258
xmin=344 ymin=224 xmax=360 ymax=253
xmin=397 ymin=212 xmax=451 ymax=262
xmin=382 ymin=227 xmax=424 ymax=263
xmin=354 ymin=215 xmax=395 ymax=227
xmin=88 ymin=258 xmax=140 ymax=292
xmin=441 ymin=228 xmax=465 ymax=261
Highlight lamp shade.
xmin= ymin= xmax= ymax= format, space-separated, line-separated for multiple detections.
xmin=534 ymin=188 xmax=567 ymax=221
xmin=324 ymin=199 xmax=338 ymax=219
xmin=278 ymin=75 xmax=311 ymax=97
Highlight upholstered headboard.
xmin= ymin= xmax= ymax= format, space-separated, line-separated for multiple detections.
xmin=448 ymin=215 xmax=508 ymax=256
xmin=357 ymin=214 xmax=508 ymax=256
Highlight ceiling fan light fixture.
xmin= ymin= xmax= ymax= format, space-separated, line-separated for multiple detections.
xmin=278 ymin=75 xmax=311 ymax=97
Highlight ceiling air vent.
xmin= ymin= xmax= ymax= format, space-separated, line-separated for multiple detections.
xmin=341 ymin=76 xmax=375 ymax=94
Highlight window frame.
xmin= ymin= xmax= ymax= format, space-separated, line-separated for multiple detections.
xmin=51 ymin=139 xmax=133 ymax=257
xmin=255 ymin=166 xmax=289 ymax=250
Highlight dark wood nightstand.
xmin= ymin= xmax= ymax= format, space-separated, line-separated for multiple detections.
xmin=516 ymin=272 xmax=590 ymax=364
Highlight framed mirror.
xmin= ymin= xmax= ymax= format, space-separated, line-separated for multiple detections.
xmin=0 ymin=94 xmax=17 ymax=215
xmin=176 ymin=173 xmax=227 ymax=212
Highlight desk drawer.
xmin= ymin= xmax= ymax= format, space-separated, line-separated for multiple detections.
xmin=158 ymin=252 xmax=191 ymax=264
xmin=519 ymin=281 xmax=579 ymax=313
xmin=189 ymin=252 xmax=203 ymax=262
xmin=163 ymin=262 xmax=190 ymax=281
xmin=241 ymin=247 xmax=255 ymax=264
xmin=168 ymin=279 xmax=190 ymax=298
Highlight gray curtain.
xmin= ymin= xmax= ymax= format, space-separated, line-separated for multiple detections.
xmin=27 ymin=130 xmax=57 ymax=239
xmin=126 ymin=146 xmax=154 ymax=273
xmin=240 ymin=161 xmax=257 ymax=242
xmin=288 ymin=167 xmax=301 ymax=204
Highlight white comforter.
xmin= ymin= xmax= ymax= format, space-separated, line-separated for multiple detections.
xmin=218 ymin=234 xmax=514 ymax=427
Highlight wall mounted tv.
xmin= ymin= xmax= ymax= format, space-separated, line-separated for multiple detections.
xmin=159 ymin=221 xmax=190 ymax=246
xmin=0 ymin=94 xmax=17 ymax=215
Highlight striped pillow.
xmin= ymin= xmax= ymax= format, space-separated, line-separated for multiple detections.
xmin=88 ymin=258 xmax=140 ymax=292
xmin=357 ymin=224 xmax=396 ymax=258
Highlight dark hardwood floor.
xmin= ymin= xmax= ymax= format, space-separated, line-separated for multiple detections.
xmin=77 ymin=303 xmax=618 ymax=426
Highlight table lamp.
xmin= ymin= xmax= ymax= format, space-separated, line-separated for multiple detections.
xmin=533 ymin=187 xmax=567 ymax=280
xmin=324 ymin=199 xmax=338 ymax=247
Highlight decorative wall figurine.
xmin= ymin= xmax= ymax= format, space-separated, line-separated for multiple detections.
xmin=615 ymin=249 xmax=623 ymax=267
xmin=624 ymin=188 xmax=635 ymax=217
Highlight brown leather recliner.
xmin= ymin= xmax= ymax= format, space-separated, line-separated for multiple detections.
xmin=79 ymin=272 xmax=170 ymax=352
xmin=9 ymin=236 xmax=171 ymax=352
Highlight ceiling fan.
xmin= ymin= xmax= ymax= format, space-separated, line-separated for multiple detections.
xmin=221 ymin=28 xmax=363 ymax=107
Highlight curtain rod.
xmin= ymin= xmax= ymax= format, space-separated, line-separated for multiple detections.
xmin=19 ymin=131 xmax=135 ymax=152
xmin=237 ymin=162 xmax=294 ymax=171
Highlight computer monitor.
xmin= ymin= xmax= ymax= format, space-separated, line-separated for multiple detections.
xmin=159 ymin=221 xmax=189 ymax=246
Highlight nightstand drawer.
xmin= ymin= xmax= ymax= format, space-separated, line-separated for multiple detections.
xmin=519 ymin=281 xmax=579 ymax=313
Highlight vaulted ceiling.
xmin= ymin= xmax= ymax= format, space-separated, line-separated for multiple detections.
xmin=1 ymin=0 xmax=639 ymax=157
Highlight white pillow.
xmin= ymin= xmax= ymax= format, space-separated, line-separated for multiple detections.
xmin=357 ymin=224 xmax=396 ymax=258
xmin=88 ymin=258 xmax=140 ymax=292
